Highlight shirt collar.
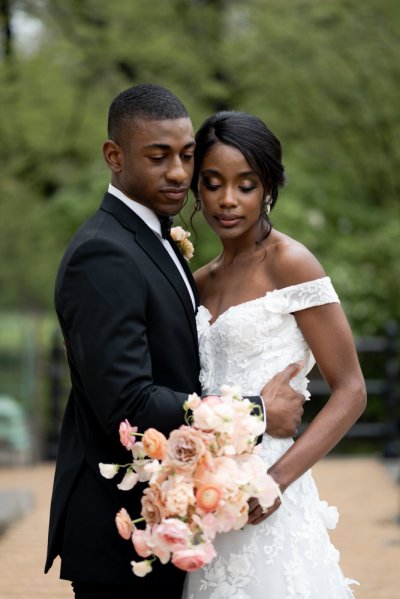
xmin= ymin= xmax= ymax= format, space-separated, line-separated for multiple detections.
xmin=108 ymin=183 xmax=162 ymax=238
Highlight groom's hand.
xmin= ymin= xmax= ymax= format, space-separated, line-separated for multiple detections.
xmin=261 ymin=362 xmax=305 ymax=438
xmin=247 ymin=496 xmax=281 ymax=525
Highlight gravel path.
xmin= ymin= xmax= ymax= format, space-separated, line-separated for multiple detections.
xmin=0 ymin=458 xmax=399 ymax=599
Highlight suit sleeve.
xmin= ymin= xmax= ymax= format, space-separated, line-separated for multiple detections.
xmin=58 ymin=238 xmax=190 ymax=437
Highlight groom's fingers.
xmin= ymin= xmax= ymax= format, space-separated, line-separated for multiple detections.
xmin=261 ymin=362 xmax=306 ymax=438
xmin=248 ymin=497 xmax=281 ymax=525
xmin=281 ymin=361 xmax=304 ymax=381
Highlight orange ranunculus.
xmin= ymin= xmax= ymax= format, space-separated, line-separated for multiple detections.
xmin=142 ymin=428 xmax=167 ymax=460
xmin=196 ymin=484 xmax=223 ymax=512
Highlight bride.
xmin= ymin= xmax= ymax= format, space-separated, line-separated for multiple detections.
xmin=182 ymin=111 xmax=366 ymax=599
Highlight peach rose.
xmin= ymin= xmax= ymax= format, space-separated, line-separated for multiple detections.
xmin=142 ymin=428 xmax=167 ymax=460
xmin=115 ymin=507 xmax=133 ymax=540
xmin=180 ymin=238 xmax=194 ymax=260
xmin=119 ymin=419 xmax=138 ymax=450
xmin=172 ymin=542 xmax=216 ymax=572
xmin=166 ymin=427 xmax=206 ymax=473
xmin=170 ymin=225 xmax=187 ymax=242
xmin=141 ymin=486 xmax=165 ymax=525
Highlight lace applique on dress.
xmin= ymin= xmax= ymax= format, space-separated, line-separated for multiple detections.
xmin=182 ymin=277 xmax=357 ymax=599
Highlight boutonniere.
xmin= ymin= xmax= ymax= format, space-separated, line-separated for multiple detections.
xmin=170 ymin=226 xmax=194 ymax=261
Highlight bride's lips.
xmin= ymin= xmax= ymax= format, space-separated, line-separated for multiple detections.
xmin=215 ymin=214 xmax=243 ymax=228
xmin=161 ymin=187 xmax=188 ymax=201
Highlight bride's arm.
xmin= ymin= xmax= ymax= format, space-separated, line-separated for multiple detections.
xmin=259 ymin=244 xmax=366 ymax=521
xmin=268 ymin=300 xmax=366 ymax=494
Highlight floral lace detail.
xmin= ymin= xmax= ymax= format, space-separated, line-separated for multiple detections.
xmin=263 ymin=276 xmax=339 ymax=314
xmin=183 ymin=277 xmax=357 ymax=599
xmin=197 ymin=276 xmax=339 ymax=397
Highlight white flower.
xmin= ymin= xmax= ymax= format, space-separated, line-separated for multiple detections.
xmin=319 ymin=500 xmax=339 ymax=529
xmin=185 ymin=392 xmax=202 ymax=410
xmin=98 ymin=463 xmax=118 ymax=479
xmin=264 ymin=290 xmax=290 ymax=314
xmin=131 ymin=441 xmax=146 ymax=459
xmin=220 ymin=384 xmax=242 ymax=399
xmin=143 ymin=459 xmax=162 ymax=483
xmin=131 ymin=559 xmax=153 ymax=577
xmin=196 ymin=305 xmax=212 ymax=336
xmin=117 ymin=470 xmax=139 ymax=491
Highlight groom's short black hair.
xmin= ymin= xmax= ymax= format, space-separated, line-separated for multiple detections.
xmin=108 ymin=83 xmax=189 ymax=145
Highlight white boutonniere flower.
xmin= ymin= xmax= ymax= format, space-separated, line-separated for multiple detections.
xmin=170 ymin=226 xmax=194 ymax=261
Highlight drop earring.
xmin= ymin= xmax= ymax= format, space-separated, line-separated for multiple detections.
xmin=263 ymin=194 xmax=271 ymax=217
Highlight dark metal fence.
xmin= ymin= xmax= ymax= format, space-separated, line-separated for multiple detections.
xmin=44 ymin=321 xmax=400 ymax=458
xmin=304 ymin=320 xmax=399 ymax=457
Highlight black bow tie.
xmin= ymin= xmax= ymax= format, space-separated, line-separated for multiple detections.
xmin=158 ymin=215 xmax=173 ymax=239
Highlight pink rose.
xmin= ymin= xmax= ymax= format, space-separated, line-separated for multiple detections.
xmin=115 ymin=508 xmax=133 ymax=540
xmin=153 ymin=518 xmax=191 ymax=552
xmin=192 ymin=513 xmax=218 ymax=541
xmin=172 ymin=542 xmax=216 ymax=572
xmin=119 ymin=419 xmax=138 ymax=450
xmin=132 ymin=527 xmax=153 ymax=558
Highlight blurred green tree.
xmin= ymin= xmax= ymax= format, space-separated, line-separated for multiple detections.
xmin=0 ymin=0 xmax=399 ymax=335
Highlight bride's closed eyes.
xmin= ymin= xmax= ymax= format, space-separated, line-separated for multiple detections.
xmin=201 ymin=177 xmax=258 ymax=193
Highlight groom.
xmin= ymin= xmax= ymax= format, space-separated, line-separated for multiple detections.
xmin=45 ymin=84 xmax=305 ymax=598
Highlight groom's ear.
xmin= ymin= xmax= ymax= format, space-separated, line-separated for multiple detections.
xmin=103 ymin=140 xmax=123 ymax=173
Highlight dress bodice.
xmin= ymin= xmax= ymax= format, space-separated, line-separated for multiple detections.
xmin=185 ymin=277 xmax=357 ymax=599
xmin=196 ymin=276 xmax=339 ymax=399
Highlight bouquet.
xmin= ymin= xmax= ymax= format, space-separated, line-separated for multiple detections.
xmin=99 ymin=385 xmax=279 ymax=577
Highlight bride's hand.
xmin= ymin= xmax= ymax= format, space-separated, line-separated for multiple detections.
xmin=261 ymin=362 xmax=305 ymax=438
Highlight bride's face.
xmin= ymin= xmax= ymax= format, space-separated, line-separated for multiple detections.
xmin=197 ymin=142 xmax=264 ymax=240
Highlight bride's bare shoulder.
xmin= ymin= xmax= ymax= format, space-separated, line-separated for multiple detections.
xmin=194 ymin=258 xmax=219 ymax=296
xmin=267 ymin=230 xmax=326 ymax=289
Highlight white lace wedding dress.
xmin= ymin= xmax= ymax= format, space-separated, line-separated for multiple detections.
xmin=182 ymin=277 xmax=358 ymax=599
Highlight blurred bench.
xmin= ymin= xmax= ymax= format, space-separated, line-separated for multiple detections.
xmin=0 ymin=395 xmax=31 ymax=465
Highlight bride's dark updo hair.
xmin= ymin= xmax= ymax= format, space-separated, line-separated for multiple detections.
xmin=191 ymin=111 xmax=285 ymax=214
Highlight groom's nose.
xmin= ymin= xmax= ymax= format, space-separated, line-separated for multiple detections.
xmin=166 ymin=156 xmax=190 ymax=184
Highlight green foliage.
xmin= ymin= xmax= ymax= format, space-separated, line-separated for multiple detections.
xmin=0 ymin=0 xmax=399 ymax=335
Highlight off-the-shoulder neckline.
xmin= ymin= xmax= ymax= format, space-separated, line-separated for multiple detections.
xmin=198 ymin=276 xmax=331 ymax=328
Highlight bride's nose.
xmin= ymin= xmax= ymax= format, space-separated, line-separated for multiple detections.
xmin=219 ymin=187 xmax=238 ymax=208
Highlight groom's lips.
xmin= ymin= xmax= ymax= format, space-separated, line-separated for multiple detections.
xmin=161 ymin=187 xmax=189 ymax=201
xmin=215 ymin=213 xmax=243 ymax=228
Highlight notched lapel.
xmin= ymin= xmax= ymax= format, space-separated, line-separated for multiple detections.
xmin=135 ymin=230 xmax=198 ymax=344
xmin=100 ymin=193 xmax=199 ymax=347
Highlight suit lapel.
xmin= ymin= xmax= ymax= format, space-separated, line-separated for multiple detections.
xmin=99 ymin=193 xmax=199 ymax=347
xmin=168 ymin=235 xmax=200 ymax=308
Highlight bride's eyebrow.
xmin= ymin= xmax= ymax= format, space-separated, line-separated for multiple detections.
xmin=201 ymin=168 xmax=221 ymax=176
xmin=202 ymin=168 xmax=256 ymax=176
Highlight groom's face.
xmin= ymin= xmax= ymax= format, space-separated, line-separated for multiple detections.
xmin=110 ymin=117 xmax=195 ymax=217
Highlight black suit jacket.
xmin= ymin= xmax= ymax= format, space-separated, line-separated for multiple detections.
xmin=45 ymin=193 xmax=201 ymax=586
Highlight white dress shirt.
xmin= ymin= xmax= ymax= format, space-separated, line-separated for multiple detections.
xmin=108 ymin=184 xmax=196 ymax=310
